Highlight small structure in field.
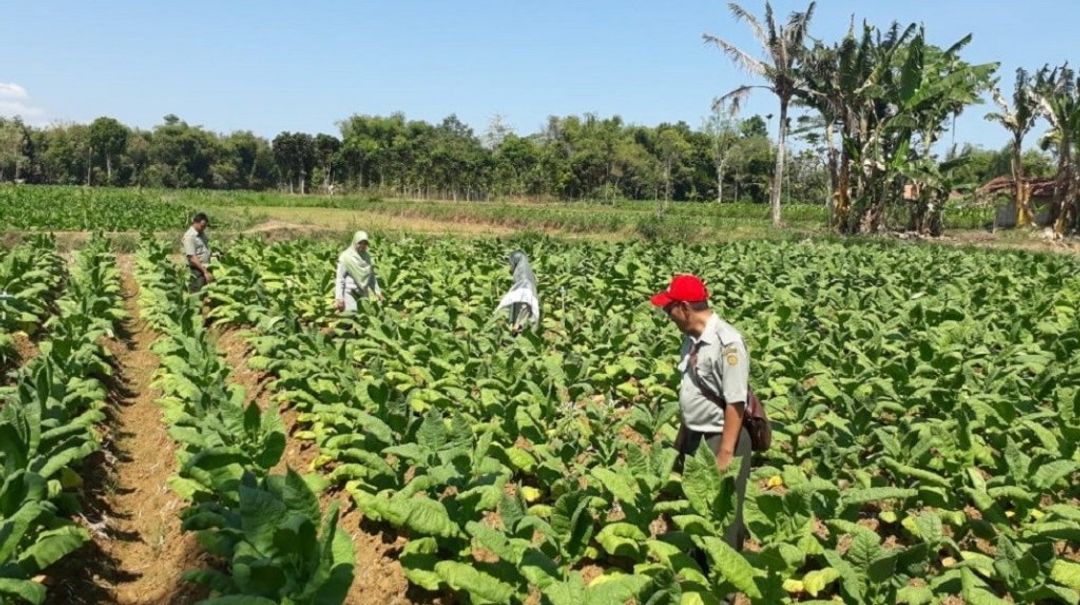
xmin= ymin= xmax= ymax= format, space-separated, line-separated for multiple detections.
xmin=975 ymin=176 xmax=1058 ymax=228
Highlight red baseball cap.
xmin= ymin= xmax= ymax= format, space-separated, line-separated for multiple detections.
xmin=650 ymin=274 xmax=708 ymax=307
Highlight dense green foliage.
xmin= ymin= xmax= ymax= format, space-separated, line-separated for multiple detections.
xmin=0 ymin=185 xmax=219 ymax=231
xmin=0 ymin=235 xmax=124 ymax=604
xmin=2 ymin=111 xmax=1051 ymax=216
xmin=0 ymin=184 xmax=1005 ymax=236
xmin=200 ymin=234 xmax=1079 ymax=604
xmin=0 ymin=112 xmax=793 ymax=204
xmin=0 ymin=236 xmax=65 ymax=367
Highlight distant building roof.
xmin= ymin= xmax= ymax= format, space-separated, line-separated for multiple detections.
xmin=976 ymin=176 xmax=1057 ymax=198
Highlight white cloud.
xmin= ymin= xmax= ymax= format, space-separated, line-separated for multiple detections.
xmin=0 ymin=82 xmax=46 ymax=124
xmin=0 ymin=83 xmax=28 ymax=100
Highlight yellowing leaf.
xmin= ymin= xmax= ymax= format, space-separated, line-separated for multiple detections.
xmin=803 ymin=567 xmax=840 ymax=597
xmin=1051 ymin=559 xmax=1080 ymax=591
xmin=783 ymin=579 xmax=805 ymax=593
xmin=615 ymin=381 xmax=639 ymax=399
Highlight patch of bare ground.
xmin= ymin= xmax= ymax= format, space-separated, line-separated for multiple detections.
xmin=43 ymin=254 xmax=207 ymax=605
xmin=229 ymin=207 xmax=633 ymax=242
xmin=9 ymin=331 xmax=38 ymax=366
xmin=244 ymin=219 xmax=321 ymax=235
xmin=1 ymin=330 xmax=39 ymax=379
xmin=214 ymin=326 xmax=422 ymax=604
xmin=579 ymin=564 xmax=605 ymax=586
xmin=929 ymin=229 xmax=1080 ymax=255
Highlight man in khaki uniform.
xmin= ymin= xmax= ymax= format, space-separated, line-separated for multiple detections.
xmin=651 ymin=273 xmax=752 ymax=551
xmin=182 ymin=212 xmax=212 ymax=292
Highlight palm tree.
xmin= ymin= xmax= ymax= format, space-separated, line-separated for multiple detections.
xmin=985 ymin=68 xmax=1041 ymax=227
xmin=704 ymin=1 xmax=816 ymax=228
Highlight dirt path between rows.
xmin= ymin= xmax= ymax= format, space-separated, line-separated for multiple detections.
xmin=44 ymin=255 xmax=205 ymax=605
xmin=215 ymin=328 xmax=419 ymax=605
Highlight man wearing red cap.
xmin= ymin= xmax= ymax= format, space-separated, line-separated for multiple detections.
xmin=651 ymin=273 xmax=752 ymax=551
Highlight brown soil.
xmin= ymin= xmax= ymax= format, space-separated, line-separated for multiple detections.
xmin=243 ymin=219 xmax=321 ymax=235
xmin=579 ymin=564 xmax=605 ymax=586
xmin=617 ymin=423 xmax=650 ymax=449
xmin=9 ymin=331 xmax=38 ymax=367
xmin=836 ymin=533 xmax=853 ymax=556
xmin=43 ymin=255 xmax=207 ymax=605
xmin=212 ymin=327 xmax=415 ymax=605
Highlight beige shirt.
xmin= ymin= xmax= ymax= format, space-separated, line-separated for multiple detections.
xmin=677 ymin=313 xmax=750 ymax=433
xmin=182 ymin=226 xmax=211 ymax=266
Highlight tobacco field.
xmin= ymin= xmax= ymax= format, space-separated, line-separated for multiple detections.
xmin=0 ymin=233 xmax=1078 ymax=604
xmin=206 ymin=235 xmax=1079 ymax=604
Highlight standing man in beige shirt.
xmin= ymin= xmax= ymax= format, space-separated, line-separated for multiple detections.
xmin=182 ymin=212 xmax=212 ymax=293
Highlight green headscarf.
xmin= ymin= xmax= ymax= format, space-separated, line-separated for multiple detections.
xmin=338 ymin=231 xmax=377 ymax=294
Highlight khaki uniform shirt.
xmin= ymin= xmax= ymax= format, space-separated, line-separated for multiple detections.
xmin=182 ymin=226 xmax=211 ymax=267
xmin=677 ymin=313 xmax=750 ymax=433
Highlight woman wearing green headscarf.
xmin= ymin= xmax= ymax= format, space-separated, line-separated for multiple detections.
xmin=334 ymin=231 xmax=383 ymax=312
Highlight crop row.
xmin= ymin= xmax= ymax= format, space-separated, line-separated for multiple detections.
xmin=0 ymin=236 xmax=67 ymax=369
xmin=132 ymin=238 xmax=354 ymax=604
xmin=0 ymin=235 xmax=125 ymax=604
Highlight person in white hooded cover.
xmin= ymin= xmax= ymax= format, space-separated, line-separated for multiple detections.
xmin=496 ymin=250 xmax=540 ymax=334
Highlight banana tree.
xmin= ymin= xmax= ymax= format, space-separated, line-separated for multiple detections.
xmin=1034 ymin=64 xmax=1080 ymax=236
xmin=985 ymin=68 xmax=1042 ymax=227
xmin=801 ymin=23 xmax=995 ymax=234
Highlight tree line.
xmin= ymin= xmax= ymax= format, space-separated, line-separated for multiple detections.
xmin=0 ymin=109 xmax=1045 ymax=210
xmin=0 ymin=111 xmax=789 ymax=203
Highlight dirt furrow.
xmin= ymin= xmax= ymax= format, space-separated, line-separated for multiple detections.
xmin=214 ymin=328 xmax=415 ymax=605
xmin=44 ymin=255 xmax=205 ymax=605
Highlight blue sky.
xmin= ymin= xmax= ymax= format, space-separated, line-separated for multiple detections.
xmin=2 ymin=1 xmax=1076 ymax=150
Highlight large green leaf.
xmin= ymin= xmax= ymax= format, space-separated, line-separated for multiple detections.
xmin=16 ymin=525 xmax=88 ymax=574
xmin=435 ymin=560 xmax=516 ymax=604
xmin=681 ymin=445 xmax=723 ymax=529
xmin=281 ymin=468 xmax=321 ymax=525
xmin=0 ymin=578 xmax=47 ymax=605
xmin=595 ymin=522 xmax=647 ymax=559
xmin=697 ymin=536 xmax=761 ymax=598
xmin=404 ymin=497 xmax=461 ymax=538
xmin=238 ymin=481 xmax=288 ymax=552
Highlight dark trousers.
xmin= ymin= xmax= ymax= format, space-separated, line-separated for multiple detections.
xmin=189 ymin=266 xmax=207 ymax=293
xmin=677 ymin=426 xmax=752 ymax=551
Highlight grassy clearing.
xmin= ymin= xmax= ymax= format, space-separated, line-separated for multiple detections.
xmin=209 ymin=204 xmax=825 ymax=242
